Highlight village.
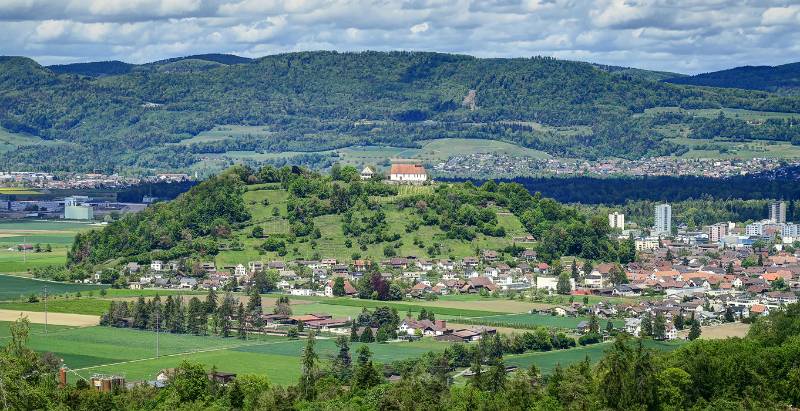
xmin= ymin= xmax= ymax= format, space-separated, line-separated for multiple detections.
xmin=110 ymin=201 xmax=800 ymax=343
xmin=433 ymin=153 xmax=797 ymax=178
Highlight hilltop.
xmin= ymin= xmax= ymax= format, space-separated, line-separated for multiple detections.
xmin=665 ymin=62 xmax=800 ymax=94
xmin=66 ymin=165 xmax=628 ymax=273
xmin=1 ymin=51 xmax=799 ymax=173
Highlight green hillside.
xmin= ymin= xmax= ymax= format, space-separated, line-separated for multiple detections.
xmin=65 ymin=165 xmax=631 ymax=276
xmin=1 ymin=52 xmax=800 ymax=173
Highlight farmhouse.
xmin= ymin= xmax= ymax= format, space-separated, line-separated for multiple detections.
xmin=389 ymin=163 xmax=427 ymax=183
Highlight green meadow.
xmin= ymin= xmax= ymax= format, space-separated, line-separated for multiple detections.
xmin=0 ymin=220 xmax=96 ymax=274
xmin=0 ymin=274 xmax=105 ymax=302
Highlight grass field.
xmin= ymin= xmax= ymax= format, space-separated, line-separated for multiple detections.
xmin=460 ymin=312 xmax=623 ymax=330
xmin=0 ymin=220 xmax=96 ymax=274
xmin=217 ymin=186 xmax=531 ymax=266
xmin=8 ymin=323 xmax=450 ymax=385
xmin=0 ymin=274 xmax=105 ymax=301
xmin=0 ymin=320 xmax=75 ymax=338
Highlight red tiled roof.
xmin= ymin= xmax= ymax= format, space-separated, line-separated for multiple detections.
xmin=390 ymin=163 xmax=426 ymax=175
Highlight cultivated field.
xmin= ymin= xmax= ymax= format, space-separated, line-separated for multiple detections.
xmin=0 ymin=309 xmax=99 ymax=326
xmin=0 ymin=274 xmax=105 ymax=301
xmin=679 ymin=322 xmax=750 ymax=340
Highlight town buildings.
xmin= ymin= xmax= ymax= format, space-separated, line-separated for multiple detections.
xmin=770 ymin=201 xmax=787 ymax=224
xmin=609 ymin=212 xmax=625 ymax=230
xmin=654 ymin=204 xmax=672 ymax=236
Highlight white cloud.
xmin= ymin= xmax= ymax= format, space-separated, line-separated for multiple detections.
xmin=410 ymin=22 xmax=429 ymax=33
xmin=0 ymin=0 xmax=797 ymax=73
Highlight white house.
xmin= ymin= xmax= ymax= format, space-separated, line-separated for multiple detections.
xmin=150 ymin=260 xmax=163 ymax=271
xmin=234 ymin=264 xmax=246 ymax=277
xmin=389 ymin=163 xmax=427 ymax=183
xmin=360 ymin=166 xmax=375 ymax=180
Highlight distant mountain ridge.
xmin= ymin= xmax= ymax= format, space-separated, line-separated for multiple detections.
xmin=664 ymin=62 xmax=800 ymax=94
xmin=47 ymin=53 xmax=252 ymax=77
xmin=0 ymin=51 xmax=798 ymax=173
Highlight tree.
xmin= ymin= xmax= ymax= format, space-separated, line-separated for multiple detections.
xmin=287 ymin=327 xmax=299 ymax=339
xmin=246 ymin=288 xmax=262 ymax=314
xmin=609 ymin=263 xmax=628 ymax=285
xmin=352 ymin=345 xmax=382 ymax=390
xmin=299 ymin=331 xmax=318 ymax=400
xmin=673 ymin=312 xmax=685 ymax=331
xmin=360 ymin=326 xmax=374 ymax=343
xmin=132 ymin=296 xmax=148 ymax=329
xmin=205 ymin=288 xmax=218 ymax=314
xmin=640 ymin=313 xmax=653 ymax=337
xmin=273 ymin=296 xmax=292 ymax=316
xmin=556 ymin=272 xmax=572 ymax=295
xmin=332 ymin=277 xmax=346 ymax=297
xmin=589 ymin=314 xmax=600 ymax=334
xmin=606 ymin=320 xmax=614 ymax=334
xmin=237 ymin=303 xmax=247 ymax=340
xmin=167 ymin=361 xmax=212 ymax=403
xmin=251 ymin=226 xmax=264 ymax=238
xmin=653 ymin=312 xmax=666 ymax=340
xmin=571 ymin=260 xmax=580 ymax=280
xmin=376 ymin=327 xmax=388 ymax=343
xmin=350 ymin=321 xmax=359 ymax=341
xmin=217 ymin=293 xmax=236 ymax=337
xmin=187 ymin=297 xmax=204 ymax=335
xmin=688 ymin=321 xmax=701 ymax=341
xmin=724 ymin=306 xmax=736 ymax=322
xmin=333 ymin=335 xmax=352 ymax=381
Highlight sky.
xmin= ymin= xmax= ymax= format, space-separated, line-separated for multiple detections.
xmin=1 ymin=0 xmax=798 ymax=74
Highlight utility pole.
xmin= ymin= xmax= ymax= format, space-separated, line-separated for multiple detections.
xmin=155 ymin=306 xmax=160 ymax=359
xmin=44 ymin=285 xmax=48 ymax=335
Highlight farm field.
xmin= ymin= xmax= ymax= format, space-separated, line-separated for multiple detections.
xmin=0 ymin=220 xmax=96 ymax=274
xmin=461 ymin=312 xmax=623 ymax=330
xmin=0 ymin=309 xmax=99 ymax=326
xmin=0 ymin=274 xmax=105 ymax=301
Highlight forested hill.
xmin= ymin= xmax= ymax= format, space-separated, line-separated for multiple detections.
xmin=665 ymin=62 xmax=800 ymax=94
xmin=2 ymin=51 xmax=800 ymax=172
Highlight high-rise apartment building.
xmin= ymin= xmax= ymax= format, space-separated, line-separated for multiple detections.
xmin=770 ymin=201 xmax=787 ymax=224
xmin=654 ymin=204 xmax=672 ymax=236
xmin=608 ymin=212 xmax=625 ymax=230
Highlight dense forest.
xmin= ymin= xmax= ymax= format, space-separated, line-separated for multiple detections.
xmin=1 ymin=52 xmax=800 ymax=172
xmin=444 ymin=169 xmax=800 ymax=205
xmin=665 ymin=61 xmax=800 ymax=94
xmin=6 ymin=301 xmax=800 ymax=409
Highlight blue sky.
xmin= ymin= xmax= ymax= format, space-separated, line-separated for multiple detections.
xmin=1 ymin=0 xmax=799 ymax=74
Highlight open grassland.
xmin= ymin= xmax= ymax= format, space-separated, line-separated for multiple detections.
xmin=13 ymin=323 xmax=450 ymax=385
xmin=0 ymin=320 xmax=76 ymax=338
xmin=0 ymin=274 xmax=105 ymax=301
xmin=0 ymin=220 xmax=96 ymax=273
xmin=218 ymin=188 xmax=531 ymax=266
xmin=0 ymin=127 xmax=63 ymax=154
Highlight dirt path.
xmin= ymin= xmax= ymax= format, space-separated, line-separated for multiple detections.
xmin=0 ymin=309 xmax=99 ymax=326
